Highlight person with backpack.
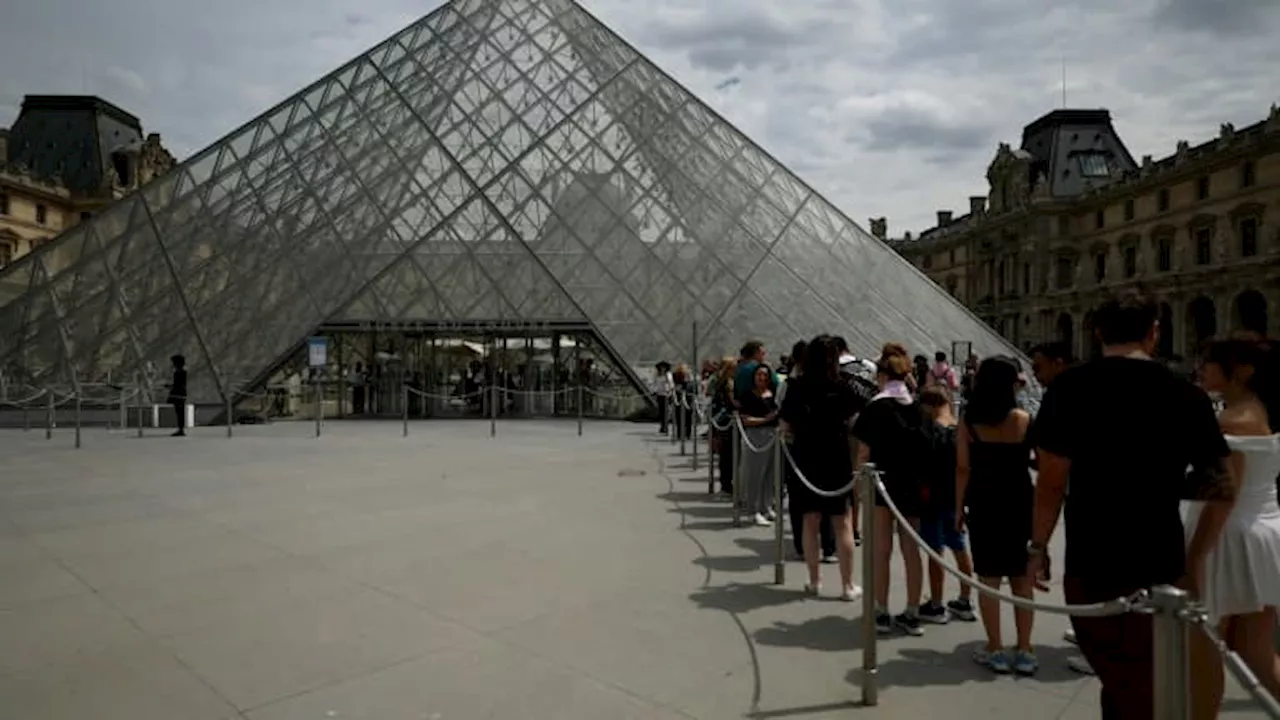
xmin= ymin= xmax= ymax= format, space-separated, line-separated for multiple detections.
xmin=926 ymin=351 xmax=960 ymax=391
xmin=853 ymin=342 xmax=931 ymax=636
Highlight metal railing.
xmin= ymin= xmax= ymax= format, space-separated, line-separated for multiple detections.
xmin=0 ymin=382 xmax=150 ymax=448
xmin=712 ymin=419 xmax=1280 ymax=718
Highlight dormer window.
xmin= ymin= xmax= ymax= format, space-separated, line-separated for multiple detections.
xmin=1078 ymin=153 xmax=1110 ymax=178
xmin=111 ymin=151 xmax=134 ymax=187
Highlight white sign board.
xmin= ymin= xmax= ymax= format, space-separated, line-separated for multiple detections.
xmin=308 ymin=336 xmax=328 ymax=368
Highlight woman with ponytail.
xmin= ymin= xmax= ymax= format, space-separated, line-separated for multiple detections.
xmin=1189 ymin=337 xmax=1280 ymax=713
xmin=853 ymin=342 xmax=930 ymax=636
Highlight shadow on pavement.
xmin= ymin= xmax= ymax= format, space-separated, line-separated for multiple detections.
xmin=668 ymin=504 xmax=734 ymax=519
xmin=680 ymin=519 xmax=740 ymax=532
xmin=746 ymin=700 xmax=863 ymax=718
xmin=850 ymin=639 xmax=1084 ymax=689
xmin=655 ymin=490 xmax=716 ymax=503
xmin=754 ymin=613 xmax=866 ymax=652
xmin=689 ymin=582 xmax=810 ymax=614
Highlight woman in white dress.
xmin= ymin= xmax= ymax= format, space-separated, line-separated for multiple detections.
xmin=1189 ymin=338 xmax=1280 ymax=711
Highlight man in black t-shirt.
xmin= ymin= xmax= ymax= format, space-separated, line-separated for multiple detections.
xmin=1030 ymin=295 xmax=1234 ymax=719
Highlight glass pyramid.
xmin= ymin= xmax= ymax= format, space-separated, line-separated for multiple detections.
xmin=0 ymin=0 xmax=1023 ymax=405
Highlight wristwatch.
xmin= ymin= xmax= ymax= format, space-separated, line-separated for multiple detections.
xmin=1026 ymin=541 xmax=1047 ymax=557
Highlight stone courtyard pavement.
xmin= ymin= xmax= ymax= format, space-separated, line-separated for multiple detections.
xmin=0 ymin=419 xmax=1268 ymax=718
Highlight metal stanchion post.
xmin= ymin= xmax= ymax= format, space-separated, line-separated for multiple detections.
xmin=691 ymin=321 xmax=699 ymax=470
xmin=314 ymin=381 xmax=322 ymax=438
xmin=678 ymin=393 xmax=687 ymax=455
xmin=22 ymin=399 xmax=29 ymax=431
xmin=490 ymin=384 xmax=497 ymax=438
xmin=45 ymin=389 xmax=53 ymax=440
xmin=670 ymin=399 xmax=677 ymax=446
xmin=134 ymin=374 xmax=144 ymax=438
xmin=692 ymin=396 xmax=700 ymax=471
xmin=773 ymin=431 xmax=785 ymax=585
xmin=402 ymin=384 xmax=409 ymax=437
xmin=707 ymin=418 xmax=716 ymax=495
xmin=1151 ymin=584 xmax=1192 ymax=720
xmin=860 ymin=464 xmax=879 ymax=707
xmin=226 ymin=389 xmax=233 ymax=438
xmin=732 ymin=416 xmax=743 ymax=527
xmin=119 ymin=386 xmax=127 ymax=431
xmin=74 ymin=393 xmax=82 ymax=449
xmin=576 ymin=383 xmax=583 ymax=436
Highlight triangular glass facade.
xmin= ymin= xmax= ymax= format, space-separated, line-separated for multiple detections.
xmin=0 ymin=0 xmax=1023 ymax=405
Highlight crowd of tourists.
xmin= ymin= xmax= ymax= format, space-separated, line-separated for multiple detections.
xmin=653 ymin=294 xmax=1280 ymax=719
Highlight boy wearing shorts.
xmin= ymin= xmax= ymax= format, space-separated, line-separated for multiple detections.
xmin=917 ymin=386 xmax=976 ymax=623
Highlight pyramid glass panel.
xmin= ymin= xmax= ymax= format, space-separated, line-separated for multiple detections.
xmin=0 ymin=0 xmax=1025 ymax=407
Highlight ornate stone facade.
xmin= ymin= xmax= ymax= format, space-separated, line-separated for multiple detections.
xmin=0 ymin=96 xmax=175 ymax=270
xmin=891 ymin=106 xmax=1280 ymax=367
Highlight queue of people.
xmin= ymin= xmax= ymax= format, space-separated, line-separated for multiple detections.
xmin=658 ymin=293 xmax=1280 ymax=719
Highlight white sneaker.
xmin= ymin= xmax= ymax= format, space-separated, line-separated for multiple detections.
xmin=841 ymin=585 xmax=863 ymax=602
xmin=753 ymin=513 xmax=772 ymax=527
xmin=804 ymin=582 xmax=822 ymax=596
xmin=765 ymin=508 xmax=777 ymax=521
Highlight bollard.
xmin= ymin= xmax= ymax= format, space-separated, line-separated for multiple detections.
xmin=576 ymin=383 xmax=583 ymax=436
xmin=773 ymin=430 xmax=785 ymax=585
xmin=732 ymin=417 xmax=743 ymax=527
xmin=314 ymin=381 xmax=322 ymax=438
xmin=860 ymin=464 xmax=879 ymax=707
xmin=119 ymin=386 xmax=127 ymax=431
xmin=490 ymin=384 xmax=497 ymax=438
xmin=401 ymin=384 xmax=409 ymax=437
xmin=22 ymin=399 xmax=29 ymax=431
xmin=45 ymin=390 xmax=53 ymax=440
xmin=74 ymin=393 xmax=82 ymax=449
xmin=226 ymin=390 xmax=234 ymax=438
xmin=1151 ymin=584 xmax=1192 ymax=720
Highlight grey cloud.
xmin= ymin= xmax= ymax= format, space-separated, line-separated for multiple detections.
xmin=639 ymin=7 xmax=840 ymax=72
xmin=1152 ymin=0 xmax=1279 ymax=35
xmin=0 ymin=0 xmax=1277 ymax=235
xmin=859 ymin=107 xmax=995 ymax=159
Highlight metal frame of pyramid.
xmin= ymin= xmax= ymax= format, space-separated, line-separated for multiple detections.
xmin=0 ymin=0 xmax=1025 ymax=406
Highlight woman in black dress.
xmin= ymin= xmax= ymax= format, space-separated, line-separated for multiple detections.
xmin=955 ymin=356 xmax=1037 ymax=675
xmin=780 ymin=335 xmax=861 ymax=600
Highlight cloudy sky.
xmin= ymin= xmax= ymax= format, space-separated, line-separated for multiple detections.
xmin=1 ymin=0 xmax=1276 ymax=236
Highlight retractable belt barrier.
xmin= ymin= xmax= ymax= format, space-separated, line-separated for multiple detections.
xmin=718 ymin=421 xmax=1280 ymax=718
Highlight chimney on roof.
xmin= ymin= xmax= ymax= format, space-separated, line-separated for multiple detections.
xmin=969 ymin=196 xmax=985 ymax=216
xmin=937 ymin=210 xmax=953 ymax=227
xmin=869 ymin=217 xmax=887 ymax=240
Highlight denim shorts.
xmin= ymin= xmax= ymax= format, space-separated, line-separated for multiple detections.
xmin=919 ymin=507 xmax=967 ymax=552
